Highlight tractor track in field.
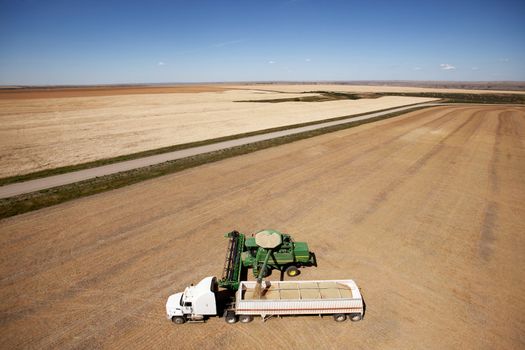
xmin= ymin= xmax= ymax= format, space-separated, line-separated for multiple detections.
xmin=352 ymin=107 xmax=493 ymax=225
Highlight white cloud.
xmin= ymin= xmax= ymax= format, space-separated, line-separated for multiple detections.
xmin=413 ymin=67 xmax=422 ymax=71
xmin=212 ymin=39 xmax=245 ymax=48
xmin=498 ymin=58 xmax=509 ymax=62
xmin=157 ymin=61 xmax=165 ymax=66
xmin=305 ymin=58 xmax=311 ymax=62
xmin=268 ymin=60 xmax=276 ymax=64
xmin=471 ymin=67 xmax=479 ymax=71
xmin=440 ymin=63 xmax=456 ymax=70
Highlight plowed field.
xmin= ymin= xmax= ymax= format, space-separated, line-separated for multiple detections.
xmin=1 ymin=106 xmax=524 ymax=349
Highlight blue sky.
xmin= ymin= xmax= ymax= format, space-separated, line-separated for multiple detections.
xmin=1 ymin=0 xmax=524 ymax=85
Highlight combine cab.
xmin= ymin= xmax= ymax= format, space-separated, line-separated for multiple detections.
xmin=218 ymin=229 xmax=316 ymax=291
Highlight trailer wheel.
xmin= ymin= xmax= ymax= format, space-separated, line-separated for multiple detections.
xmin=285 ymin=266 xmax=300 ymax=277
xmin=172 ymin=316 xmax=185 ymax=324
xmin=239 ymin=315 xmax=253 ymax=323
xmin=349 ymin=313 xmax=362 ymax=322
xmin=225 ymin=312 xmax=238 ymax=324
xmin=333 ymin=314 xmax=347 ymax=322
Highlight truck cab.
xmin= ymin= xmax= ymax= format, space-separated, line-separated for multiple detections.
xmin=166 ymin=276 xmax=218 ymax=324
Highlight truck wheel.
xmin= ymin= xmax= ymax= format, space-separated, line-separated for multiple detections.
xmin=285 ymin=266 xmax=300 ymax=277
xmin=172 ymin=316 xmax=185 ymax=324
xmin=349 ymin=313 xmax=362 ymax=322
xmin=225 ymin=312 xmax=238 ymax=324
xmin=239 ymin=315 xmax=253 ymax=323
xmin=333 ymin=314 xmax=347 ymax=322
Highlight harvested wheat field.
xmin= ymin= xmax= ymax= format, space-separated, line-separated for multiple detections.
xmin=0 ymin=85 xmax=233 ymax=100
xmin=0 ymin=89 xmax=436 ymax=178
xmin=1 ymin=105 xmax=524 ymax=349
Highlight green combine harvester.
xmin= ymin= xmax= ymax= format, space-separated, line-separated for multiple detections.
xmin=218 ymin=229 xmax=316 ymax=291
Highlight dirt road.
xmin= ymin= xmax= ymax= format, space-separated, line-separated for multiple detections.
xmin=0 ymin=106 xmax=524 ymax=349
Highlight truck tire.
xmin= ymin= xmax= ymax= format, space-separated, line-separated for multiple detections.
xmin=333 ymin=314 xmax=347 ymax=322
xmin=285 ymin=266 xmax=300 ymax=277
xmin=239 ymin=315 xmax=254 ymax=323
xmin=172 ymin=316 xmax=185 ymax=324
xmin=225 ymin=312 xmax=238 ymax=324
xmin=349 ymin=313 xmax=362 ymax=322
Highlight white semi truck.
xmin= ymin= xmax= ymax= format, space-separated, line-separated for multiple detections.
xmin=166 ymin=276 xmax=364 ymax=324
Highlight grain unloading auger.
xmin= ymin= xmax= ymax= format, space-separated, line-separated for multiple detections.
xmin=218 ymin=229 xmax=317 ymax=291
xmin=252 ymin=230 xmax=281 ymax=298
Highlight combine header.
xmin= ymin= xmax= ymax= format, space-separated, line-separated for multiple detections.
xmin=219 ymin=231 xmax=245 ymax=291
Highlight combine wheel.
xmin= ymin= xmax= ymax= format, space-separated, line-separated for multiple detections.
xmin=225 ymin=312 xmax=238 ymax=324
xmin=239 ymin=315 xmax=254 ymax=323
xmin=285 ymin=266 xmax=300 ymax=277
xmin=172 ymin=316 xmax=185 ymax=324
xmin=349 ymin=313 xmax=362 ymax=322
xmin=333 ymin=314 xmax=347 ymax=322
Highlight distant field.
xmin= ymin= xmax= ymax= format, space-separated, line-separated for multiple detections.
xmin=0 ymin=89 xmax=436 ymax=178
xmin=0 ymin=85 xmax=231 ymax=99
xmin=226 ymin=83 xmax=525 ymax=95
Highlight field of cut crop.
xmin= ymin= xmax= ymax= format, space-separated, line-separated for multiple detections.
xmin=1 ymin=105 xmax=523 ymax=349
xmin=0 ymin=88 xmax=436 ymax=178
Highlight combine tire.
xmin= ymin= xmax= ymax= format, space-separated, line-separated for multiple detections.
xmin=172 ymin=316 xmax=185 ymax=324
xmin=285 ymin=266 xmax=300 ymax=277
xmin=225 ymin=312 xmax=238 ymax=324
xmin=350 ymin=313 xmax=362 ymax=322
xmin=239 ymin=315 xmax=254 ymax=323
xmin=333 ymin=314 xmax=347 ymax=322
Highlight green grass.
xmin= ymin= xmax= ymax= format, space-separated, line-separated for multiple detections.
xmin=0 ymin=105 xmax=433 ymax=220
xmin=236 ymin=91 xmax=363 ymax=103
xmin=375 ymin=91 xmax=525 ymax=104
xmin=239 ymin=90 xmax=525 ymax=105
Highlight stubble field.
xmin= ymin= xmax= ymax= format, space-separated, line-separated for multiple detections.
xmin=0 ymin=88 xmax=436 ymax=178
xmin=1 ymin=105 xmax=523 ymax=349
